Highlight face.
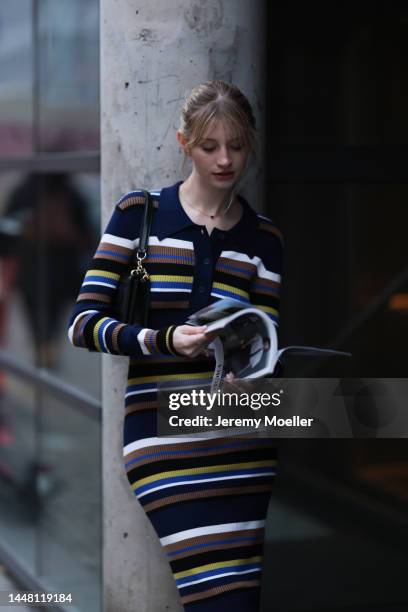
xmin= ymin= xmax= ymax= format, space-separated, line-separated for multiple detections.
xmin=179 ymin=119 xmax=250 ymax=190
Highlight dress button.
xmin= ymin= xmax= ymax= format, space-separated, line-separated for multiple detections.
xmin=198 ymin=286 xmax=205 ymax=293
xmin=203 ymin=258 xmax=210 ymax=265
xmin=200 ymin=228 xmax=205 ymax=235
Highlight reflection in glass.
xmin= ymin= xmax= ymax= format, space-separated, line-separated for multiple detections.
xmin=0 ymin=172 xmax=101 ymax=398
xmin=38 ymin=0 xmax=99 ymax=151
xmin=0 ymin=375 xmax=36 ymax=571
xmin=0 ymin=172 xmax=36 ymax=365
xmin=53 ymin=173 xmax=101 ymax=398
xmin=0 ymin=2 xmax=33 ymax=157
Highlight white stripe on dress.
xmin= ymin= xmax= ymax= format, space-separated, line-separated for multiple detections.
xmin=136 ymin=471 xmax=276 ymax=499
xmin=218 ymin=251 xmax=281 ymax=283
xmin=255 ymin=259 xmax=281 ymax=283
xmin=68 ymin=310 xmax=99 ymax=344
xmin=150 ymin=287 xmax=192 ymax=293
xmin=134 ymin=236 xmax=195 ymax=250
xmin=160 ymin=520 xmax=266 ymax=546
xmin=136 ymin=328 xmax=155 ymax=356
xmin=101 ymin=233 xmax=134 ymax=250
xmin=101 ymin=319 xmax=116 ymax=353
xmin=179 ymin=567 xmax=260 ymax=589
xmin=123 ymin=436 xmax=217 ymax=456
xmin=82 ymin=280 xmax=117 ymax=289
xmin=218 ymin=250 xmax=257 ymax=265
xmin=125 ymin=388 xmax=157 ymax=399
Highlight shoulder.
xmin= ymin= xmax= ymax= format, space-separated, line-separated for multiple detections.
xmin=115 ymin=189 xmax=161 ymax=212
xmin=255 ymin=213 xmax=284 ymax=248
xmin=250 ymin=213 xmax=284 ymax=274
xmin=238 ymin=195 xmax=284 ymax=249
xmin=103 ymin=189 xmax=161 ymax=239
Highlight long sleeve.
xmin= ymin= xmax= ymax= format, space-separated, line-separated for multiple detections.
xmin=249 ymin=217 xmax=284 ymax=325
xmin=67 ymin=195 xmax=178 ymax=357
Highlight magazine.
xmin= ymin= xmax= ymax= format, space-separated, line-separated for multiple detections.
xmin=187 ymin=298 xmax=351 ymax=393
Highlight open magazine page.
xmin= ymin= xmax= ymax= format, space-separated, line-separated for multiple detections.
xmin=278 ymin=345 xmax=352 ymax=360
xmin=206 ymin=308 xmax=278 ymax=381
xmin=187 ymin=297 xmax=250 ymax=325
xmin=187 ymin=299 xmax=352 ymax=394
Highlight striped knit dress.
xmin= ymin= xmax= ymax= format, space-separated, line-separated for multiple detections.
xmin=68 ymin=181 xmax=283 ymax=611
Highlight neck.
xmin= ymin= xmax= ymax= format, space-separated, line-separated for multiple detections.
xmin=180 ymin=171 xmax=234 ymax=216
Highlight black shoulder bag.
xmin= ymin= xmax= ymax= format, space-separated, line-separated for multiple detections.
xmin=113 ymin=190 xmax=154 ymax=326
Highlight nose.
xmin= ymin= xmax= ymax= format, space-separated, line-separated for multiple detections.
xmin=216 ymin=147 xmax=232 ymax=168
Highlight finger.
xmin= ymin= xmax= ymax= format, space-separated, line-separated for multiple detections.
xmin=183 ymin=333 xmax=208 ymax=346
xmin=178 ymin=335 xmax=208 ymax=355
xmin=180 ymin=325 xmax=208 ymax=335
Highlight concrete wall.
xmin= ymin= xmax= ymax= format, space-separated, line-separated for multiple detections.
xmin=101 ymin=1 xmax=266 ymax=610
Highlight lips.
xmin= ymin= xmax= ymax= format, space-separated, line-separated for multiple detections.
xmin=213 ymin=172 xmax=234 ymax=179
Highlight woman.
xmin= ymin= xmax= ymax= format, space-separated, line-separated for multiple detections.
xmin=68 ymin=80 xmax=283 ymax=611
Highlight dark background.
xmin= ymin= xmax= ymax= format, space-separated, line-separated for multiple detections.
xmin=263 ymin=4 xmax=408 ymax=611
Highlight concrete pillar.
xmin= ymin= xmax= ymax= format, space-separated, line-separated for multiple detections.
xmin=101 ymin=1 xmax=266 ymax=611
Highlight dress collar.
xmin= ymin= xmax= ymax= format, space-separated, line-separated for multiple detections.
xmin=155 ymin=181 xmax=196 ymax=240
xmin=156 ymin=181 xmax=259 ymax=257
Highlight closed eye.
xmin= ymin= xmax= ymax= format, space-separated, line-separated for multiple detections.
xmin=200 ymin=143 xmax=243 ymax=152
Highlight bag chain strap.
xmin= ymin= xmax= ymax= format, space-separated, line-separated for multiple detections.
xmin=131 ymin=251 xmax=150 ymax=281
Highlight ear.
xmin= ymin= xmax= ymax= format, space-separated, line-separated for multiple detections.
xmin=176 ymin=130 xmax=190 ymax=154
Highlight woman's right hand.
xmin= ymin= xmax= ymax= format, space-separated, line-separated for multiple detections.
xmin=173 ymin=325 xmax=210 ymax=358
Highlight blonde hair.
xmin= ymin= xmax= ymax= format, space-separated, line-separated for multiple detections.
xmin=179 ymin=80 xmax=257 ymax=154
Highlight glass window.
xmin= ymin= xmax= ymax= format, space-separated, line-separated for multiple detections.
xmin=38 ymin=393 xmax=101 ymax=612
xmin=1 ymin=171 xmax=101 ymax=398
xmin=55 ymin=173 xmax=101 ymax=397
xmin=0 ymin=2 xmax=101 ymax=607
xmin=0 ymin=1 xmax=33 ymax=157
xmin=37 ymin=0 xmax=99 ymax=152
xmin=34 ymin=172 xmax=101 ymax=398
xmin=0 ymin=172 xmax=37 ymax=366
xmin=0 ymin=375 xmax=36 ymax=571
